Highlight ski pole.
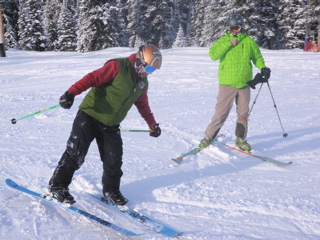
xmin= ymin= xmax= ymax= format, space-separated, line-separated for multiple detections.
xmin=121 ymin=130 xmax=154 ymax=132
xmin=247 ymin=82 xmax=264 ymax=118
xmin=11 ymin=104 xmax=61 ymax=124
xmin=266 ymin=82 xmax=288 ymax=138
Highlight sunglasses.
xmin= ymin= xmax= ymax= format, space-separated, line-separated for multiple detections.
xmin=229 ymin=26 xmax=241 ymax=32
xmin=230 ymin=26 xmax=241 ymax=31
xmin=144 ymin=65 xmax=157 ymax=73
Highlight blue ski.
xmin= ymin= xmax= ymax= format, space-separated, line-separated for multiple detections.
xmin=172 ymin=134 xmax=225 ymax=164
xmin=5 ymin=179 xmax=141 ymax=237
xmin=88 ymin=193 xmax=182 ymax=237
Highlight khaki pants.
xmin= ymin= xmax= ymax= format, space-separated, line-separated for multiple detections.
xmin=205 ymin=85 xmax=250 ymax=139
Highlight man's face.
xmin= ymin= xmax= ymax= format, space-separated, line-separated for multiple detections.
xmin=137 ymin=66 xmax=149 ymax=78
xmin=229 ymin=26 xmax=241 ymax=35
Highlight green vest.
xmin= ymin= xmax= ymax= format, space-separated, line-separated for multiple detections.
xmin=79 ymin=58 xmax=148 ymax=126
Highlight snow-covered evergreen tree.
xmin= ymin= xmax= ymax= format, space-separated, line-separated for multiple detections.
xmin=0 ymin=0 xmax=19 ymax=49
xmin=190 ymin=0 xmax=206 ymax=47
xmin=159 ymin=1 xmax=177 ymax=49
xmin=106 ymin=0 xmax=128 ymax=47
xmin=77 ymin=0 xmax=106 ymax=52
xmin=18 ymin=0 xmax=48 ymax=51
xmin=201 ymin=0 xmax=227 ymax=47
xmin=43 ymin=0 xmax=61 ymax=50
xmin=2 ymin=0 xmax=319 ymax=51
xmin=172 ymin=24 xmax=187 ymax=47
xmin=247 ymin=0 xmax=281 ymax=49
xmin=77 ymin=0 xmax=124 ymax=52
xmin=100 ymin=1 xmax=128 ymax=48
xmin=280 ymin=0 xmax=307 ymax=49
xmin=126 ymin=0 xmax=175 ymax=48
xmin=54 ymin=0 xmax=77 ymax=51
xmin=173 ymin=0 xmax=193 ymax=47
xmin=126 ymin=0 xmax=139 ymax=47
xmin=304 ymin=0 xmax=320 ymax=43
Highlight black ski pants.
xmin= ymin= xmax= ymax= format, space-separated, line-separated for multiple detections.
xmin=49 ymin=110 xmax=123 ymax=194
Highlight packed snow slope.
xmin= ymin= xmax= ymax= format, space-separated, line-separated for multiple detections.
xmin=0 ymin=47 xmax=320 ymax=240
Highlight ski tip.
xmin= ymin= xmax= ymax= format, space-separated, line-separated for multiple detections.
xmin=275 ymin=162 xmax=293 ymax=167
xmin=172 ymin=157 xmax=182 ymax=165
xmin=163 ymin=230 xmax=183 ymax=237
xmin=175 ymin=232 xmax=184 ymax=237
xmin=284 ymin=161 xmax=293 ymax=166
xmin=5 ymin=179 xmax=18 ymax=187
xmin=120 ymin=230 xmax=144 ymax=237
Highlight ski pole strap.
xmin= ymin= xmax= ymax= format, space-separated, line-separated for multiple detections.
xmin=11 ymin=104 xmax=61 ymax=124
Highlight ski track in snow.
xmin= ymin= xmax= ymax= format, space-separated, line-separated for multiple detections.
xmin=0 ymin=47 xmax=320 ymax=239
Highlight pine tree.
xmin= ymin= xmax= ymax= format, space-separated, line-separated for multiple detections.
xmin=280 ymin=0 xmax=307 ymax=49
xmin=158 ymin=1 xmax=176 ymax=49
xmin=77 ymin=0 xmax=106 ymax=52
xmin=201 ymin=0 xmax=227 ymax=47
xmin=190 ymin=0 xmax=206 ymax=47
xmin=173 ymin=0 xmax=193 ymax=47
xmin=0 ymin=0 xmax=19 ymax=49
xmin=101 ymin=1 xmax=128 ymax=48
xmin=126 ymin=0 xmax=139 ymax=47
xmin=126 ymin=0 xmax=175 ymax=48
xmin=54 ymin=0 xmax=77 ymax=51
xmin=3 ymin=0 xmax=319 ymax=51
xmin=106 ymin=0 xmax=128 ymax=47
xmin=43 ymin=0 xmax=61 ymax=50
xmin=304 ymin=0 xmax=320 ymax=43
xmin=172 ymin=24 xmax=186 ymax=47
xmin=18 ymin=0 xmax=48 ymax=51
xmin=247 ymin=0 xmax=281 ymax=49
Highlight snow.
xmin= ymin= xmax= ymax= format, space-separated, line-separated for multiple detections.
xmin=1 ymin=47 xmax=320 ymax=240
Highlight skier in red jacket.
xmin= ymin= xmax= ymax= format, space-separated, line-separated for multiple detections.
xmin=49 ymin=45 xmax=162 ymax=205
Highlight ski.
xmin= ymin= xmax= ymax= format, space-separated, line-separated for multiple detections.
xmin=5 ymin=179 xmax=141 ymax=237
xmin=172 ymin=134 xmax=225 ymax=164
xmin=87 ymin=192 xmax=182 ymax=237
xmin=222 ymin=143 xmax=293 ymax=166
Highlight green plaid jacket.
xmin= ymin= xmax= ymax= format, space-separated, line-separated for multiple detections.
xmin=209 ymin=32 xmax=267 ymax=89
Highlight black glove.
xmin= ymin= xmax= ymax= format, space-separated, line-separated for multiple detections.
xmin=261 ymin=68 xmax=271 ymax=82
xmin=59 ymin=91 xmax=74 ymax=109
xmin=247 ymin=73 xmax=263 ymax=89
xmin=150 ymin=123 xmax=161 ymax=138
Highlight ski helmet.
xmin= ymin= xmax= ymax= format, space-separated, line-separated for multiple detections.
xmin=136 ymin=45 xmax=162 ymax=70
xmin=226 ymin=14 xmax=244 ymax=28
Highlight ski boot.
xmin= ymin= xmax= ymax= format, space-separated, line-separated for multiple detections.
xmin=235 ymin=137 xmax=252 ymax=153
xmin=104 ymin=190 xmax=128 ymax=206
xmin=198 ymin=137 xmax=213 ymax=148
xmin=50 ymin=188 xmax=76 ymax=204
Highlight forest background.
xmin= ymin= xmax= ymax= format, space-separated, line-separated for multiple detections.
xmin=0 ymin=0 xmax=319 ymax=52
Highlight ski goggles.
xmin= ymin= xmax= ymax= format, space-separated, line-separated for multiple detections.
xmin=144 ymin=65 xmax=157 ymax=73
xmin=229 ymin=26 xmax=241 ymax=34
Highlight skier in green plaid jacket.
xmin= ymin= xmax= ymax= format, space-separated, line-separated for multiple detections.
xmin=199 ymin=14 xmax=271 ymax=152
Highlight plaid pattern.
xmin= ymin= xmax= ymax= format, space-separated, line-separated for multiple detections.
xmin=209 ymin=32 xmax=267 ymax=89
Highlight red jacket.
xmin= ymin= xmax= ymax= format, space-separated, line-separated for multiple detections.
xmin=67 ymin=53 xmax=156 ymax=127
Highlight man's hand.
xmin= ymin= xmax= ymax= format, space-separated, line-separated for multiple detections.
xmin=247 ymin=73 xmax=263 ymax=89
xmin=150 ymin=123 xmax=161 ymax=138
xmin=59 ymin=91 xmax=74 ymax=109
xmin=230 ymin=39 xmax=238 ymax=46
xmin=261 ymin=68 xmax=271 ymax=82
